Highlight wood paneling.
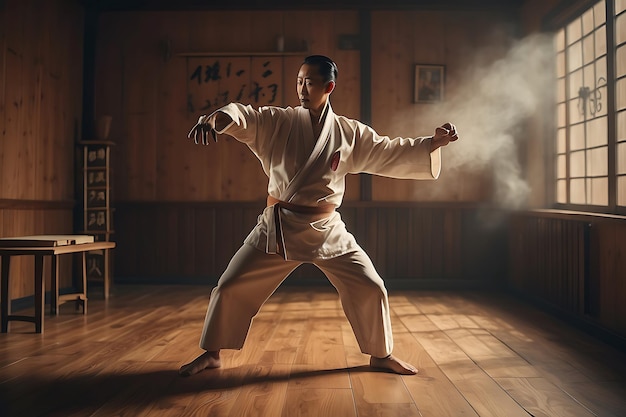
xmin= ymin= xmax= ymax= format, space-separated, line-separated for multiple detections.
xmin=91 ymin=8 xmax=523 ymax=302
xmin=95 ymin=10 xmax=362 ymax=203
xmin=0 ymin=0 xmax=84 ymax=299
xmin=370 ymin=9 xmax=517 ymax=202
xmin=592 ymin=221 xmax=626 ymax=337
xmin=509 ymin=211 xmax=626 ymax=342
xmin=94 ymin=9 xmax=520 ymax=204
xmin=1 ymin=0 xmax=82 ymax=202
xmin=113 ymin=201 xmax=508 ymax=288
xmin=509 ymin=215 xmax=589 ymax=313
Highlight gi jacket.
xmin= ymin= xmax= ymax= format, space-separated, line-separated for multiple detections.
xmin=209 ymin=102 xmax=442 ymax=261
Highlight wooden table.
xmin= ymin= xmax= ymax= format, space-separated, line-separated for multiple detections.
xmin=0 ymin=235 xmax=116 ymax=333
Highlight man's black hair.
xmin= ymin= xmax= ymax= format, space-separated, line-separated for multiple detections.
xmin=303 ymin=55 xmax=338 ymax=84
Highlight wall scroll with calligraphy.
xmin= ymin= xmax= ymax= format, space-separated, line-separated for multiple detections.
xmin=186 ymin=57 xmax=284 ymax=116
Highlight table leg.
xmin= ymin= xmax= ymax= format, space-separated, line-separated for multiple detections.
xmin=81 ymin=252 xmax=87 ymax=314
xmin=51 ymin=255 xmax=59 ymax=315
xmin=104 ymin=249 xmax=110 ymax=299
xmin=34 ymin=255 xmax=44 ymax=333
xmin=1 ymin=255 xmax=11 ymax=333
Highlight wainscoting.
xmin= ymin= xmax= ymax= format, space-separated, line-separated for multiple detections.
xmin=509 ymin=215 xmax=590 ymax=315
xmin=113 ymin=201 xmax=509 ymax=289
xmin=508 ymin=210 xmax=626 ymax=344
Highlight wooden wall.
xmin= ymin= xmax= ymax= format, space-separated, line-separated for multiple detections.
xmin=115 ymin=201 xmax=508 ymax=288
xmin=92 ymin=8 xmax=519 ymax=286
xmin=370 ymin=10 xmax=512 ymax=202
xmin=95 ymin=10 xmax=362 ymax=202
xmin=0 ymin=0 xmax=84 ymax=299
xmin=94 ymin=9 xmax=518 ymax=204
xmin=509 ymin=211 xmax=626 ymax=342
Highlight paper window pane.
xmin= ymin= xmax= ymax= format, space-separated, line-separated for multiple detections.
xmin=595 ymin=1 xmax=606 ymax=25
xmin=589 ymin=177 xmax=608 ymax=205
xmin=617 ymin=12 xmax=626 ymax=45
xmin=555 ymin=29 xmax=566 ymax=51
xmin=557 ymin=179 xmax=567 ymax=203
xmin=570 ymin=150 xmax=586 ymax=177
xmin=583 ymin=8 xmax=595 ymax=34
xmin=617 ymin=78 xmax=626 ymax=111
xmin=595 ymin=26 xmax=607 ymax=58
xmin=618 ymin=142 xmax=626 ymax=174
xmin=577 ymin=72 xmax=608 ymax=122
xmin=570 ymin=123 xmax=586 ymax=150
xmin=584 ymin=62 xmax=595 ymax=86
xmin=557 ymin=154 xmax=567 ymax=178
xmin=617 ymin=0 xmax=626 ymax=15
xmin=587 ymin=146 xmax=608 ymax=176
xmin=557 ymin=78 xmax=566 ymax=102
xmin=570 ymin=179 xmax=586 ymax=203
xmin=595 ymin=55 xmax=607 ymax=83
xmin=557 ymin=102 xmax=567 ymax=127
xmin=587 ymin=116 xmax=608 ymax=146
xmin=618 ymin=110 xmax=626 ymax=141
xmin=557 ymin=128 xmax=567 ymax=153
xmin=567 ymin=18 xmax=582 ymax=44
xmin=617 ymin=45 xmax=626 ymax=77
xmin=568 ymin=41 xmax=584 ymax=71
xmin=618 ymin=176 xmax=626 ymax=206
xmin=569 ymin=98 xmax=584 ymax=124
xmin=568 ymin=68 xmax=583 ymax=100
xmin=556 ymin=51 xmax=566 ymax=77
xmin=583 ymin=35 xmax=595 ymax=64
xmin=595 ymin=85 xmax=608 ymax=117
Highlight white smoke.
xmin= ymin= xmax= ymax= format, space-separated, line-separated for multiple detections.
xmin=411 ymin=32 xmax=555 ymax=209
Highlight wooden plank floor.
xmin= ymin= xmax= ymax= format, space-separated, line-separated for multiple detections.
xmin=1 ymin=284 xmax=625 ymax=417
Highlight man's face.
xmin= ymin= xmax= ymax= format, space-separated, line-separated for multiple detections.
xmin=297 ymin=64 xmax=332 ymax=113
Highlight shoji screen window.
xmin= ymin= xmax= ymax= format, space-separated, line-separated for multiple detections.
xmin=555 ymin=1 xmax=609 ymax=207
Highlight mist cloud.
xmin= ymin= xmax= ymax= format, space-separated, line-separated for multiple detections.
xmin=410 ymin=33 xmax=555 ymax=209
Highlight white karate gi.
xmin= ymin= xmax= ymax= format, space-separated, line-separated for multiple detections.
xmin=198 ymin=102 xmax=441 ymax=358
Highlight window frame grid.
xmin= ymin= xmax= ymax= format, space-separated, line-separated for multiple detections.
xmin=551 ymin=0 xmax=623 ymax=214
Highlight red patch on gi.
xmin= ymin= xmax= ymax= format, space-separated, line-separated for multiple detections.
xmin=330 ymin=151 xmax=340 ymax=171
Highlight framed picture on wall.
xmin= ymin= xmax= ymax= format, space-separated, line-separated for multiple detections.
xmin=414 ymin=64 xmax=445 ymax=103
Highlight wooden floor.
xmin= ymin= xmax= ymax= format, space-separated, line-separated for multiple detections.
xmin=1 ymin=285 xmax=625 ymax=417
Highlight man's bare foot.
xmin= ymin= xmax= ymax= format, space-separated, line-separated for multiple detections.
xmin=370 ymin=354 xmax=418 ymax=375
xmin=179 ymin=351 xmax=221 ymax=377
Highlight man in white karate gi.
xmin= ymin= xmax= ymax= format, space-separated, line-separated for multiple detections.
xmin=180 ymin=55 xmax=458 ymax=376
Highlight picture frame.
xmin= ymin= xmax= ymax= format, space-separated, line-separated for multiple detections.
xmin=414 ymin=64 xmax=445 ymax=103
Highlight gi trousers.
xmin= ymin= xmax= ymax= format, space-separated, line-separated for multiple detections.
xmin=199 ymin=243 xmax=394 ymax=358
